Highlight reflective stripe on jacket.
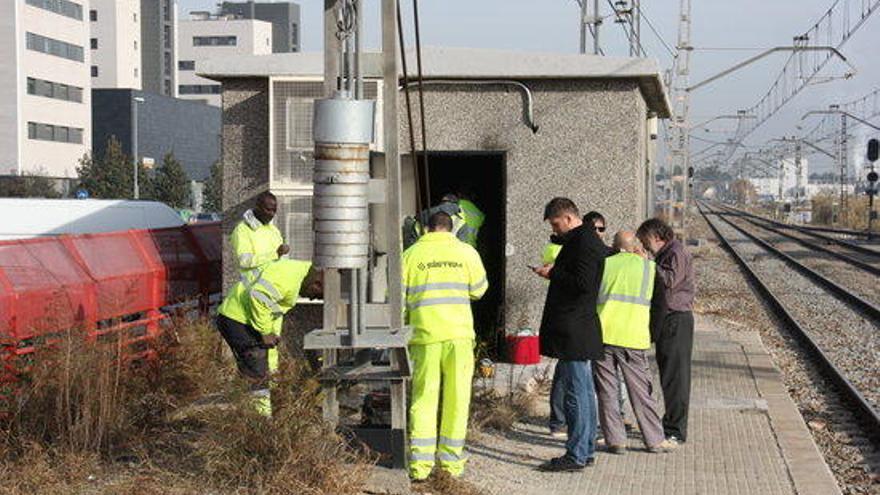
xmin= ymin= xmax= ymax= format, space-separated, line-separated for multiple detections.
xmin=230 ymin=210 xmax=284 ymax=285
xmin=596 ymin=252 xmax=656 ymax=350
xmin=456 ymin=199 xmax=484 ymax=248
xmin=218 ymin=259 xmax=312 ymax=336
xmin=402 ymin=232 xmax=487 ymax=345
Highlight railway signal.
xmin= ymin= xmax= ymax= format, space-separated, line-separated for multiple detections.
xmin=867 ymin=139 xmax=878 ymax=237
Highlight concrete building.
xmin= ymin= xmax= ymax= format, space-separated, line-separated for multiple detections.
xmin=1 ymin=0 xmax=92 ymax=179
xmin=89 ymin=0 xmax=142 ymax=89
xmin=141 ymin=0 xmax=178 ymax=97
xmin=92 ymin=89 xmax=221 ymax=182
xmin=748 ymin=157 xmax=810 ymax=201
xmin=200 ymin=47 xmax=670 ymax=335
xmin=178 ymin=15 xmax=273 ymax=106
xmin=219 ymin=1 xmax=301 ymax=53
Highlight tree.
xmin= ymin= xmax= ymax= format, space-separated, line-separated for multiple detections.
xmin=77 ymin=136 xmax=148 ymax=199
xmin=0 ymin=171 xmax=61 ymax=198
xmin=149 ymin=152 xmax=191 ymax=209
xmin=730 ymin=179 xmax=757 ymax=205
xmin=203 ymin=161 xmax=222 ymax=212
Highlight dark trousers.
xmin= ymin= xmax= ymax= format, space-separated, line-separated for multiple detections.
xmin=655 ymin=310 xmax=694 ymax=441
xmin=216 ymin=314 xmax=268 ymax=381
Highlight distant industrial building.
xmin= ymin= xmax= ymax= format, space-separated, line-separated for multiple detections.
xmin=92 ymin=89 xmax=220 ymax=182
xmin=178 ymin=14 xmax=273 ymax=106
xmin=0 ymin=0 xmax=92 ymax=179
xmin=141 ymin=0 xmax=178 ymax=97
xmin=89 ymin=0 xmax=142 ymax=90
xmin=200 ymin=48 xmax=671 ymax=330
xmin=747 ymin=157 xmax=810 ymax=201
xmin=219 ymin=1 xmax=301 ymax=53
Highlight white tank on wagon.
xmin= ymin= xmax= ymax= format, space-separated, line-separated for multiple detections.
xmin=0 ymin=199 xmax=184 ymax=241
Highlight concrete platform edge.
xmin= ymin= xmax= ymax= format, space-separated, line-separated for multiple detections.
xmin=727 ymin=329 xmax=842 ymax=495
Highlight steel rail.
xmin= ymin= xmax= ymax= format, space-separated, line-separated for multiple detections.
xmin=713 ymin=205 xmax=880 ymax=277
xmin=716 ymin=203 xmax=880 ymax=256
xmin=697 ymin=202 xmax=880 ymax=442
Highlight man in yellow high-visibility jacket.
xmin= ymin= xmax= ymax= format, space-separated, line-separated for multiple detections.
xmin=403 ymin=211 xmax=487 ymax=481
xmin=216 ymin=258 xmax=323 ymax=415
xmin=231 ymin=191 xmax=289 ymax=285
xmin=593 ymin=231 xmax=675 ymax=453
xmin=456 ymin=195 xmax=485 ymax=249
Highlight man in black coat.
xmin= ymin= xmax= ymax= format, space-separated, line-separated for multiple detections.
xmin=533 ymin=197 xmax=606 ymax=472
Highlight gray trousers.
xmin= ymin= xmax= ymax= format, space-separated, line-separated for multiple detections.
xmin=593 ymin=345 xmax=664 ymax=448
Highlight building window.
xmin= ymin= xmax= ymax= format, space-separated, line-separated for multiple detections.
xmin=164 ymin=80 xmax=172 ymax=95
xmin=134 ymin=67 xmax=139 ymax=78
xmin=178 ymin=84 xmax=221 ymax=95
xmin=90 ymin=38 xmax=98 ymax=49
xmin=133 ymin=12 xmax=137 ymax=22
xmin=178 ymin=60 xmax=195 ymax=71
xmin=192 ymin=36 xmax=237 ymax=47
xmin=26 ymin=0 xmax=83 ymax=21
xmin=163 ymin=55 xmax=172 ymax=76
xmin=27 ymin=121 xmax=83 ymax=144
xmin=26 ymin=32 xmax=85 ymax=62
xmin=134 ymin=40 xmax=138 ymax=50
xmin=91 ymin=65 xmax=98 ymax=77
xmin=291 ymin=23 xmax=298 ymax=47
xmin=89 ymin=9 xmax=97 ymax=21
xmin=163 ymin=26 xmax=171 ymax=48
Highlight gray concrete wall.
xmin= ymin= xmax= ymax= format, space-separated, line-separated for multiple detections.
xmin=399 ymin=79 xmax=650 ymax=330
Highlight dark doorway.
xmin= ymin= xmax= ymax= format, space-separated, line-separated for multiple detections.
xmin=413 ymin=151 xmax=507 ymax=355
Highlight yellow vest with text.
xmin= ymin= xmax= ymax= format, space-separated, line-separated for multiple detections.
xmin=597 ymin=252 xmax=656 ymax=350
xmin=402 ymin=232 xmax=488 ymax=345
xmin=230 ymin=211 xmax=284 ymax=285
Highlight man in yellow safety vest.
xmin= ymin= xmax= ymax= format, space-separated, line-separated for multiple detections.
xmin=216 ymin=258 xmax=323 ymax=415
xmin=403 ymin=211 xmax=487 ymax=481
xmin=231 ymin=191 xmax=289 ymax=285
xmin=455 ymin=194 xmax=485 ymax=249
xmin=593 ymin=231 xmax=675 ymax=453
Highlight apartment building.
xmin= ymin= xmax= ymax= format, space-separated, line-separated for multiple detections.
xmin=219 ymin=1 xmax=301 ymax=53
xmin=0 ymin=0 xmax=91 ymax=178
xmin=177 ymin=15 xmax=272 ymax=107
xmin=141 ymin=0 xmax=178 ymax=97
xmin=89 ymin=0 xmax=142 ymax=89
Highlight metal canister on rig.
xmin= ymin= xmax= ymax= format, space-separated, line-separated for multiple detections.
xmin=311 ymin=91 xmax=376 ymax=269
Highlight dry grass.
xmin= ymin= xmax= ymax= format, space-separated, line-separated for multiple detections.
xmin=469 ymin=389 xmax=537 ymax=433
xmin=0 ymin=317 xmax=372 ymax=495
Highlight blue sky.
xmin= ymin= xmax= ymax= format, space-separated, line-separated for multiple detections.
xmin=179 ymin=1 xmax=880 ymax=172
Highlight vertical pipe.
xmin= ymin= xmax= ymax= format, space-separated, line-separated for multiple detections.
xmin=579 ymin=0 xmax=586 ymax=54
xmin=358 ymin=266 xmax=367 ymax=335
xmin=593 ymin=0 xmax=600 ymax=54
xmin=349 ymin=270 xmax=359 ymax=346
xmin=412 ymin=0 xmax=431 ymax=204
xmin=354 ymin=0 xmax=364 ymax=99
xmin=132 ymin=98 xmax=139 ymax=200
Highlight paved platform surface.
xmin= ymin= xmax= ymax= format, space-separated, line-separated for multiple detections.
xmin=462 ymin=314 xmax=841 ymax=495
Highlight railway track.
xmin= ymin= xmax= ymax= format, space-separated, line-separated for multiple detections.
xmin=698 ymin=202 xmax=880 ymax=445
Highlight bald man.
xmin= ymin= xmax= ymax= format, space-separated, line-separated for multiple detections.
xmin=593 ymin=230 xmax=674 ymax=453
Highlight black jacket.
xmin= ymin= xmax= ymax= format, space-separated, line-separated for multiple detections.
xmin=539 ymin=224 xmax=606 ymax=361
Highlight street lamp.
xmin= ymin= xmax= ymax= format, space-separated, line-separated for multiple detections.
xmin=132 ymin=95 xmax=145 ymax=200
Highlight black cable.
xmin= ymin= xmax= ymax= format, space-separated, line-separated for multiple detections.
xmin=412 ymin=0 xmax=431 ymax=205
xmin=396 ymin=3 xmax=423 ymax=213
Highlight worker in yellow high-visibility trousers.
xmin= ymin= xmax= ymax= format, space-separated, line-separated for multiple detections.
xmin=403 ymin=211 xmax=488 ymax=481
xmin=231 ymin=191 xmax=288 ymax=285
xmin=216 ymin=258 xmax=323 ymax=415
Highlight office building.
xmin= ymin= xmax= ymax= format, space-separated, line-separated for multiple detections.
xmin=178 ymin=14 xmax=272 ymax=106
xmin=0 ymin=0 xmax=92 ymax=179
xmin=92 ymin=89 xmax=221 ymax=183
xmin=219 ymin=1 xmax=300 ymax=53
xmin=141 ymin=0 xmax=178 ymax=97
xmin=89 ymin=0 xmax=142 ymax=89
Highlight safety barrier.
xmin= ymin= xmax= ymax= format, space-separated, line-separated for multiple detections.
xmin=0 ymin=222 xmax=221 ymax=373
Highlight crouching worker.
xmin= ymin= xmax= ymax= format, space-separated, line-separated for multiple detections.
xmin=216 ymin=258 xmax=323 ymax=416
xmin=594 ymin=231 xmax=675 ymax=453
xmin=403 ymin=211 xmax=488 ymax=481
